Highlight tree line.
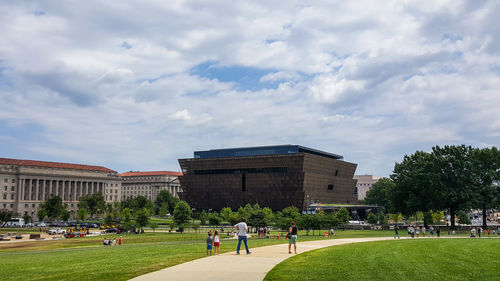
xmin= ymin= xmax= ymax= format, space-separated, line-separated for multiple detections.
xmin=365 ymin=145 xmax=500 ymax=229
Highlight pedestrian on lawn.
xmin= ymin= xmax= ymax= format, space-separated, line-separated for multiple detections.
xmin=206 ymin=231 xmax=213 ymax=256
xmin=213 ymin=230 xmax=220 ymax=255
xmin=234 ymin=218 xmax=251 ymax=255
xmin=288 ymin=221 xmax=298 ymax=254
xmin=394 ymin=226 xmax=400 ymax=239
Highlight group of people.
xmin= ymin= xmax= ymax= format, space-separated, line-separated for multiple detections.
xmin=206 ymin=230 xmax=221 ymax=255
xmin=471 ymin=227 xmax=500 ymax=238
xmin=406 ymin=225 xmax=440 ymax=238
xmin=206 ymin=218 xmax=300 ymax=256
xmin=103 ymin=236 xmax=122 ymax=246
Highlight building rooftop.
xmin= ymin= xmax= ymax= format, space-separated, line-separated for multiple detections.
xmin=193 ymin=145 xmax=343 ymax=160
xmin=0 ymin=157 xmax=116 ymax=173
xmin=120 ymin=171 xmax=183 ymax=177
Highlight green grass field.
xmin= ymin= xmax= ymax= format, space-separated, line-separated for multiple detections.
xmin=265 ymin=238 xmax=500 ymax=281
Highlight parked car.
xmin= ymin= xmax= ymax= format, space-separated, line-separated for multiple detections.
xmin=105 ymin=228 xmax=118 ymax=233
xmin=35 ymin=222 xmax=47 ymax=227
xmin=48 ymin=228 xmax=66 ymax=235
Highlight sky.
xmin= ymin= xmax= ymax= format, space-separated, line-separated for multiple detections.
xmin=0 ymin=0 xmax=499 ymax=177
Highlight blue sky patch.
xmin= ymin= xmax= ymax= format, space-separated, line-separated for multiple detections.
xmin=190 ymin=61 xmax=280 ymax=91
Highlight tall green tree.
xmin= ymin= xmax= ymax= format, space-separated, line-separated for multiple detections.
xmin=335 ymin=207 xmax=351 ymax=226
xmin=23 ymin=212 xmax=32 ymax=224
xmin=471 ymin=147 xmax=500 ymax=228
xmin=364 ymin=178 xmax=396 ymax=212
xmin=79 ymin=193 xmax=106 ymax=218
xmin=155 ymin=190 xmax=179 ymax=215
xmin=135 ymin=208 xmax=150 ymax=230
xmin=220 ymin=207 xmax=233 ymax=222
xmin=37 ymin=209 xmax=47 ymax=222
xmin=391 ymin=151 xmax=439 ymax=217
xmin=76 ymin=208 xmax=87 ymax=222
xmin=248 ymin=210 xmax=267 ymax=229
xmin=41 ymin=196 xmax=65 ymax=221
xmin=431 ymin=145 xmax=476 ymax=229
xmin=173 ymin=201 xmax=191 ymax=230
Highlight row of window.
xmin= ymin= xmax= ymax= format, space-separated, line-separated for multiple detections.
xmin=3 ymin=178 xmax=15 ymax=183
xmin=2 ymin=193 xmax=15 ymax=200
xmin=4 ymin=186 xmax=15 ymax=191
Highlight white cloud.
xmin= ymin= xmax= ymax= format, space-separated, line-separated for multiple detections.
xmin=0 ymin=0 xmax=499 ymax=177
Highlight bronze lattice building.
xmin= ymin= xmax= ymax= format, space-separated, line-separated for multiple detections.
xmin=178 ymin=145 xmax=358 ymax=211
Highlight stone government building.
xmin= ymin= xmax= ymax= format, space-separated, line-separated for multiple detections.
xmin=120 ymin=171 xmax=183 ymax=202
xmin=0 ymin=158 xmax=121 ymax=217
xmin=178 ymin=145 xmax=358 ymax=211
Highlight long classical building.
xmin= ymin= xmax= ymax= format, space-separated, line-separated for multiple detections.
xmin=0 ymin=158 xmax=121 ymax=217
xmin=119 ymin=171 xmax=183 ymax=201
xmin=178 ymin=145 xmax=358 ymax=211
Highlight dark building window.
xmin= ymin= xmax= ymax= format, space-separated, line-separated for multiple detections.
xmin=354 ymin=187 xmax=358 ymax=195
xmin=334 ymin=169 xmax=339 ymax=176
xmin=328 ymin=184 xmax=334 ymax=190
xmin=194 ymin=167 xmax=287 ymax=175
xmin=241 ymin=174 xmax=246 ymax=192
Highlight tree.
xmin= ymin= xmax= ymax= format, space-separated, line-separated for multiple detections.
xmin=367 ymin=213 xmax=378 ymax=225
xmin=158 ymin=202 xmax=169 ymax=218
xmin=135 ymin=208 xmax=150 ymax=230
xmin=173 ymin=201 xmax=191 ymax=231
xmin=364 ymin=178 xmax=396 ymax=212
xmin=199 ymin=210 xmax=209 ymax=225
xmin=457 ymin=210 xmax=471 ymax=225
xmin=471 ymin=147 xmax=500 ymax=228
xmin=248 ymin=210 xmax=267 ymax=229
xmin=23 ymin=212 xmax=32 ymax=224
xmin=77 ymin=208 xmax=87 ymax=222
xmin=391 ymin=151 xmax=439 ymax=217
xmin=220 ymin=207 xmax=233 ymax=222
xmin=37 ymin=209 xmax=47 ymax=222
xmin=79 ymin=193 xmax=105 ymax=218
xmin=0 ymin=210 xmax=15 ymax=226
xmin=335 ymin=207 xmax=350 ymax=226
xmin=431 ymin=145 xmax=476 ymax=229
xmin=156 ymin=190 xmax=179 ymax=215
xmin=104 ymin=214 xmax=114 ymax=226
xmin=389 ymin=213 xmax=402 ymax=224
xmin=208 ymin=212 xmax=222 ymax=225
xmin=281 ymin=206 xmax=300 ymax=220
xmin=41 ymin=196 xmax=65 ymax=221
xmin=61 ymin=209 xmax=70 ymax=222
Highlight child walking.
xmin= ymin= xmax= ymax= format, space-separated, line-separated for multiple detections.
xmin=206 ymin=231 xmax=213 ymax=256
xmin=213 ymin=230 xmax=220 ymax=255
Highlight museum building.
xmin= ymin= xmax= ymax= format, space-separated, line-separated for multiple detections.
xmin=120 ymin=171 xmax=183 ymax=202
xmin=0 ymin=158 xmax=121 ymax=217
xmin=177 ymin=145 xmax=358 ymax=211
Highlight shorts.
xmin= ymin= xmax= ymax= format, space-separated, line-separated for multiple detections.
xmin=289 ymin=235 xmax=297 ymax=244
xmin=207 ymin=244 xmax=212 ymax=250
xmin=214 ymin=242 xmax=220 ymax=247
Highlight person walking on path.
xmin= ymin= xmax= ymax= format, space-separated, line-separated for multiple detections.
xmin=118 ymin=236 xmax=123 ymax=245
xmin=436 ymin=227 xmax=440 ymax=237
xmin=394 ymin=226 xmax=400 ymax=239
xmin=478 ymin=227 xmax=482 ymax=238
xmin=234 ymin=218 xmax=251 ymax=255
xmin=422 ymin=226 xmax=426 ymax=237
xmin=430 ymin=226 xmax=434 ymax=237
xmin=288 ymin=221 xmax=298 ymax=254
xmin=206 ymin=231 xmax=213 ymax=256
xmin=416 ymin=226 xmax=420 ymax=238
xmin=213 ymin=230 xmax=220 ymax=255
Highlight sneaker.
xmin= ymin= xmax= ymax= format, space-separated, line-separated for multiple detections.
xmin=236 ymin=252 xmax=240 ymax=255
xmin=247 ymin=252 xmax=251 ymax=255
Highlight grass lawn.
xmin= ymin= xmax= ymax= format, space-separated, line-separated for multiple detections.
xmin=265 ymin=238 xmax=500 ymax=281
xmin=0 ymin=229 xmax=409 ymax=281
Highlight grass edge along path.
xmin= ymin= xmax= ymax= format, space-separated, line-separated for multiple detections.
xmin=264 ymin=238 xmax=500 ymax=281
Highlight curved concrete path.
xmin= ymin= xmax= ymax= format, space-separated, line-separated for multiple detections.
xmin=130 ymin=236 xmax=399 ymax=281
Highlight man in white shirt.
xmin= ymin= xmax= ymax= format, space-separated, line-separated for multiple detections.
xmin=234 ymin=218 xmax=251 ymax=255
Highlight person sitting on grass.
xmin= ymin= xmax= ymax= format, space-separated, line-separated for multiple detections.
xmin=206 ymin=231 xmax=213 ymax=256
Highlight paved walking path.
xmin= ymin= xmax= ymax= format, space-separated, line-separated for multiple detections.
xmin=130 ymin=236 xmax=399 ymax=281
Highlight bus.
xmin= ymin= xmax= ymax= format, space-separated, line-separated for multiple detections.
xmin=6 ymin=218 xmax=25 ymax=227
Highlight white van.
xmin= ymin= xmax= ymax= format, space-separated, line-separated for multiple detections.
xmin=7 ymin=218 xmax=25 ymax=227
